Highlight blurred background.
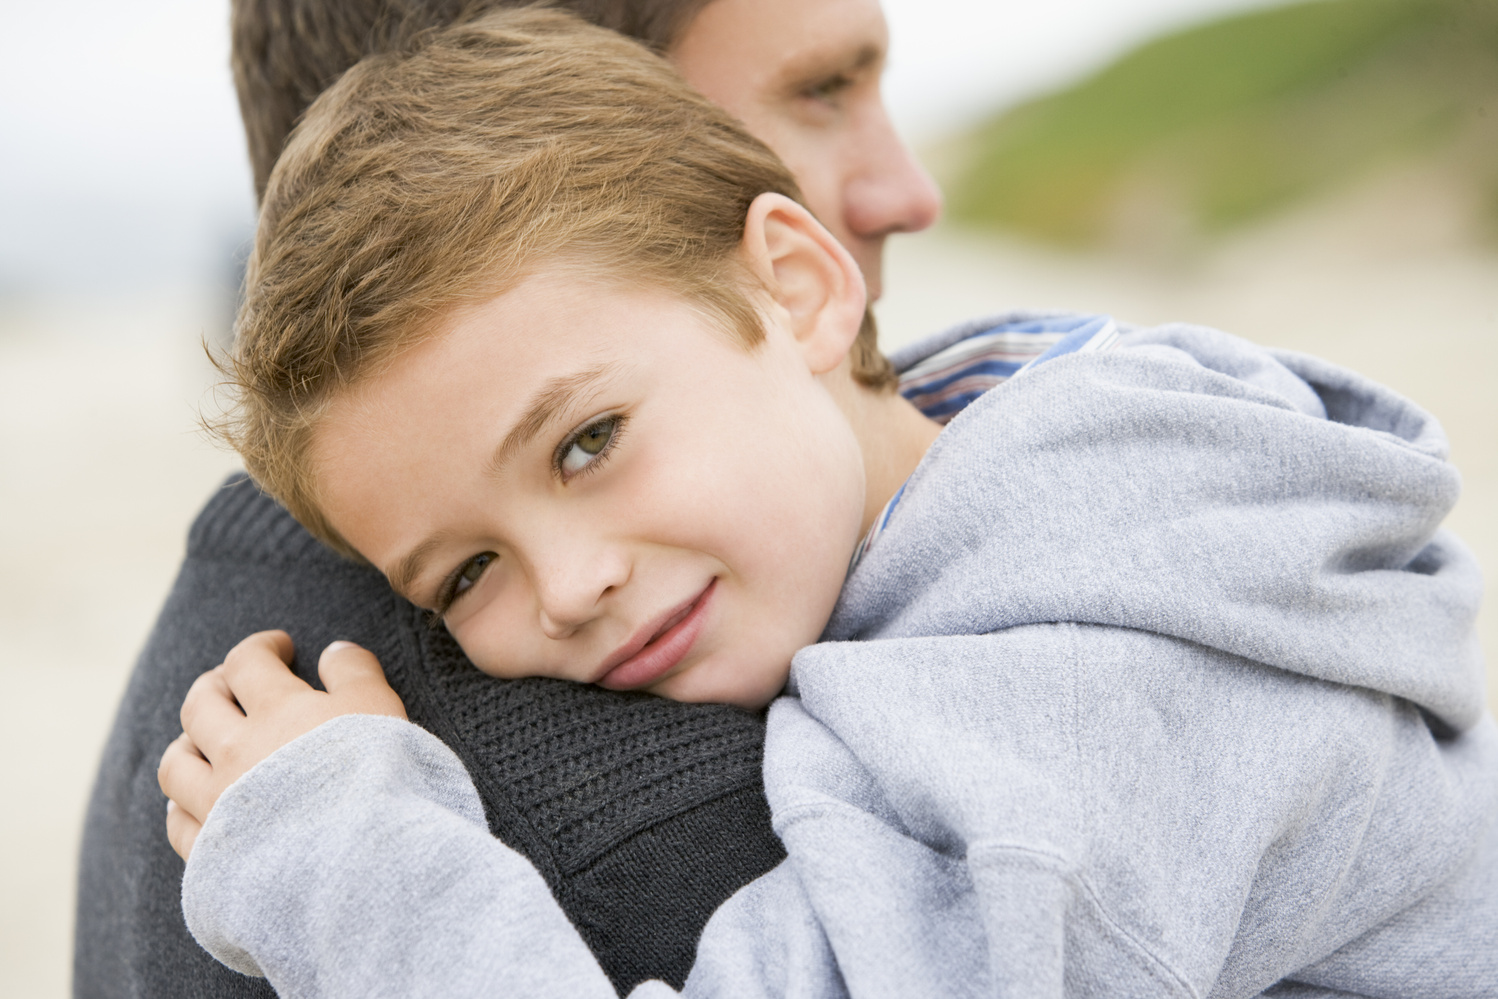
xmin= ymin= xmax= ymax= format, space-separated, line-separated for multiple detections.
xmin=1 ymin=0 xmax=1493 ymax=993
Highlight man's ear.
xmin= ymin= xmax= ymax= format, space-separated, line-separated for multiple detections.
xmin=739 ymin=193 xmax=866 ymax=375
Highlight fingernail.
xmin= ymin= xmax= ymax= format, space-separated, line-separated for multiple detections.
xmin=325 ymin=640 xmax=359 ymax=654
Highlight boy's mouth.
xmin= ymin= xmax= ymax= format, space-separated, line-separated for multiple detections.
xmin=595 ymin=580 xmax=717 ymax=692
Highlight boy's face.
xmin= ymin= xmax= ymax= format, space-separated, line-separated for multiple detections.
xmin=672 ymin=0 xmax=942 ymax=299
xmin=310 ymin=271 xmax=868 ymax=710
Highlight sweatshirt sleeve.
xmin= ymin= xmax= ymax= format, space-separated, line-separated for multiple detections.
xmin=181 ymin=715 xmax=674 ymax=999
xmin=182 ymin=714 xmax=844 ymax=999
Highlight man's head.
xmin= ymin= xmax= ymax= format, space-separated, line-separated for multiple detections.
xmin=669 ymin=0 xmax=940 ymax=297
xmin=232 ymin=0 xmax=940 ymax=297
xmin=224 ymin=10 xmax=934 ymax=708
xmin=231 ymin=0 xmax=710 ymax=200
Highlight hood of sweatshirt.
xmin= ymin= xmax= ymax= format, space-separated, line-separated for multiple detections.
xmin=825 ymin=322 xmax=1486 ymax=730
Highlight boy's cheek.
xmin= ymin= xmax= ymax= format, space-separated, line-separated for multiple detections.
xmin=459 ymin=641 xmax=528 ymax=682
xmin=446 ymin=612 xmax=525 ymax=681
xmin=441 ymin=573 xmax=518 ymax=662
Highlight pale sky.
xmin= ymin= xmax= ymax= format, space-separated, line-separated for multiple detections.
xmin=883 ymin=0 xmax=1291 ymax=141
xmin=0 ymin=0 xmax=1288 ymax=293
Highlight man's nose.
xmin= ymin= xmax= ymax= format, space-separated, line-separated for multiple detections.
xmin=533 ymin=541 xmax=631 ymax=641
xmin=842 ymin=109 xmax=943 ymax=242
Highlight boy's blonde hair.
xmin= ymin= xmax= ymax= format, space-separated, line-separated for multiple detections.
xmin=223 ymin=8 xmax=894 ymax=558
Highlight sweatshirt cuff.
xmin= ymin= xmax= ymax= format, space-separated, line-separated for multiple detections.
xmin=180 ymin=714 xmax=487 ymax=978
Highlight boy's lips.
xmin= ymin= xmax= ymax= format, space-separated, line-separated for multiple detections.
xmin=595 ymin=580 xmax=717 ymax=691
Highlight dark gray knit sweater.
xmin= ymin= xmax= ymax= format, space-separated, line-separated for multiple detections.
xmin=73 ymin=474 xmax=783 ymax=998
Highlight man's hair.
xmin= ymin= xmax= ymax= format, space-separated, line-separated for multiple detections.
xmin=232 ymin=0 xmax=713 ymax=202
xmin=223 ymin=8 xmax=823 ymax=557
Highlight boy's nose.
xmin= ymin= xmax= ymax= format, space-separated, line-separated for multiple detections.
xmin=533 ymin=546 xmax=631 ymax=641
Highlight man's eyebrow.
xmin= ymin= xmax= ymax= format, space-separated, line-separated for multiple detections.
xmin=487 ymin=362 xmax=619 ymax=478
xmin=776 ymin=41 xmax=884 ymax=96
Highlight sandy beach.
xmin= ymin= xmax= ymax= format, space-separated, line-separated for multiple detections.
xmin=2 ymin=186 xmax=1494 ymax=993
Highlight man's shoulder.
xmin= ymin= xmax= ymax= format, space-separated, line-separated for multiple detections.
xmin=185 ymin=473 xmax=343 ymax=568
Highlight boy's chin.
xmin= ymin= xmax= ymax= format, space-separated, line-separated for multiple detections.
xmin=647 ymin=663 xmax=788 ymax=711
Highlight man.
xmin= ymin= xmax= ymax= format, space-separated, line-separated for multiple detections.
xmin=73 ymin=1 xmax=939 ymax=996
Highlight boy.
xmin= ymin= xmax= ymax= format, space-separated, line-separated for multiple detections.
xmin=159 ymin=9 xmax=1498 ymax=996
xmin=80 ymin=0 xmax=940 ymax=993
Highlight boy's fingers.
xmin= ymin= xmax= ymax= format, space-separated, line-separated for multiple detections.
xmin=319 ymin=641 xmax=407 ymax=719
xmin=158 ymin=732 xmax=219 ymax=823
xmin=242 ymin=629 xmax=295 ymax=664
xmin=220 ymin=630 xmax=312 ymax=713
xmin=179 ymin=670 xmax=247 ymax=759
xmin=165 ymin=799 xmax=202 ymax=861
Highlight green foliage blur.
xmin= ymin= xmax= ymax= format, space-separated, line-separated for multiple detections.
xmin=947 ymin=0 xmax=1498 ymax=246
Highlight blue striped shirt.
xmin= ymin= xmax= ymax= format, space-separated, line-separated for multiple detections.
xmin=849 ymin=314 xmax=1120 ymax=570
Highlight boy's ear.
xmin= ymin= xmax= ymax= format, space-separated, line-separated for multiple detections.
xmin=739 ymin=193 xmax=866 ymax=375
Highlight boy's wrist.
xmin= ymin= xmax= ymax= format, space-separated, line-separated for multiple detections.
xmin=182 ymin=714 xmax=486 ymax=977
xmin=160 ymin=631 xmax=408 ymax=860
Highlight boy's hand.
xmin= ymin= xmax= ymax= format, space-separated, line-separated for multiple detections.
xmin=157 ymin=630 xmax=407 ymax=860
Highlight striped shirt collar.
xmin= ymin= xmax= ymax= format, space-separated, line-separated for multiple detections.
xmin=849 ymin=314 xmax=1120 ymax=572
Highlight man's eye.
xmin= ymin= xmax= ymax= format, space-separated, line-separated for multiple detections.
xmin=804 ymin=73 xmax=854 ymax=103
xmin=558 ymin=415 xmax=621 ymax=477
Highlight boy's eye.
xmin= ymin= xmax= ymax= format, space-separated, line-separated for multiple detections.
xmin=558 ymin=415 xmax=621 ymax=477
xmin=454 ymin=552 xmax=495 ymax=598
xmin=430 ymin=551 xmax=496 ymax=623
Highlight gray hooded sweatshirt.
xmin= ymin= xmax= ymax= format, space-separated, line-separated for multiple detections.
xmin=181 ymin=321 xmax=1498 ymax=998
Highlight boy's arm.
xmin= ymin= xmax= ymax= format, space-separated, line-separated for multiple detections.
xmin=161 ymin=636 xmax=836 ymax=999
xmin=175 ymin=712 xmax=635 ymax=998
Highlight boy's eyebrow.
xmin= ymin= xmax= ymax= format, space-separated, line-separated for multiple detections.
xmin=388 ymin=535 xmax=448 ymax=605
xmin=487 ymin=362 xmax=619 ymax=477
xmin=383 ymin=363 xmax=620 ymax=603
